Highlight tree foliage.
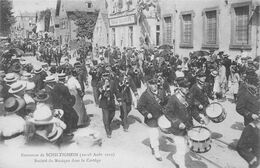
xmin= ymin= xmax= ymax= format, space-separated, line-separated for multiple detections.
xmin=70 ymin=11 xmax=98 ymax=40
xmin=0 ymin=0 xmax=15 ymax=35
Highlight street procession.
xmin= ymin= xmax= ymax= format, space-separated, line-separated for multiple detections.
xmin=0 ymin=0 xmax=260 ymax=168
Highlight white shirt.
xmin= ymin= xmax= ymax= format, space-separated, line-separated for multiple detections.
xmin=175 ymin=70 xmax=185 ymax=78
xmin=67 ymin=76 xmax=81 ymax=91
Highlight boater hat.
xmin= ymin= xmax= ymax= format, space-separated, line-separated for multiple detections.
xmin=4 ymin=97 xmax=26 ymax=114
xmin=4 ymin=73 xmax=18 ymax=83
xmin=43 ymin=75 xmax=56 ymax=83
xmin=34 ymin=90 xmax=50 ymax=102
xmin=33 ymin=65 xmax=43 ymax=74
xmin=28 ymin=104 xmax=56 ymax=125
xmin=210 ymin=70 xmax=218 ymax=77
xmin=58 ymin=73 xmax=66 ymax=80
xmin=8 ymin=81 xmax=27 ymax=94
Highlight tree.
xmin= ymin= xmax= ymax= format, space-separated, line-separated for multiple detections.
xmin=0 ymin=0 xmax=15 ymax=36
xmin=70 ymin=11 xmax=98 ymax=41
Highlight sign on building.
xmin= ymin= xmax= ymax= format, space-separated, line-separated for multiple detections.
xmin=109 ymin=14 xmax=136 ymax=27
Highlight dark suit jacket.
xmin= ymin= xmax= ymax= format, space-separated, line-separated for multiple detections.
xmin=164 ymin=95 xmax=193 ymax=135
xmin=32 ymin=73 xmax=45 ymax=93
xmin=189 ymin=83 xmax=210 ymax=122
xmin=137 ymin=89 xmax=166 ymax=127
xmin=97 ymin=79 xmax=121 ymax=111
xmin=237 ymin=120 xmax=260 ymax=164
xmin=116 ymin=75 xmax=138 ymax=105
xmin=52 ymin=82 xmax=78 ymax=130
xmin=89 ymin=67 xmax=100 ymax=87
xmin=236 ymin=83 xmax=260 ymax=126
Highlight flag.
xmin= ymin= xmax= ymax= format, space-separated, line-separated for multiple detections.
xmin=36 ymin=13 xmax=38 ymax=22
xmin=105 ymin=0 xmax=108 ymax=9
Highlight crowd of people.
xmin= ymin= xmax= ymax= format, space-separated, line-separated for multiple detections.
xmin=0 ymin=37 xmax=259 ymax=168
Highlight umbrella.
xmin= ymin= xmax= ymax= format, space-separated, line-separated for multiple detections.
xmin=158 ymin=44 xmax=173 ymax=50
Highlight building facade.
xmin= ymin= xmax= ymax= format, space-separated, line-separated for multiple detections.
xmin=55 ymin=0 xmax=96 ymax=45
xmin=106 ymin=0 xmax=161 ymax=49
xmin=13 ymin=12 xmax=36 ymax=39
xmin=161 ymin=0 xmax=260 ymax=59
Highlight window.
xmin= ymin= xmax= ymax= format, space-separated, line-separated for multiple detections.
xmin=156 ymin=25 xmax=160 ymax=46
xmin=230 ymin=3 xmax=251 ymax=49
xmin=202 ymin=8 xmax=219 ymax=49
xmin=163 ymin=16 xmax=172 ymax=45
xmin=180 ymin=12 xmax=193 ymax=48
xmin=87 ymin=3 xmax=92 ymax=8
xmin=129 ymin=26 xmax=133 ymax=46
xmin=112 ymin=28 xmax=116 ymax=46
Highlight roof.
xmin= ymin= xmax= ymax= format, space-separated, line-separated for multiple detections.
xmin=64 ymin=0 xmax=95 ymax=12
xmin=56 ymin=0 xmax=95 ymax=16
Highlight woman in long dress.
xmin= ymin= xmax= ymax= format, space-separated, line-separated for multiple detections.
xmin=229 ymin=65 xmax=240 ymax=102
xmin=67 ymin=70 xmax=88 ymax=127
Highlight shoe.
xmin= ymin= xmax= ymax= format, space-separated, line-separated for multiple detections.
xmin=107 ymin=134 xmax=112 ymax=138
xmin=123 ymin=128 xmax=128 ymax=132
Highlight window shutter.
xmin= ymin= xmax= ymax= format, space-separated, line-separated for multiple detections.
xmin=235 ymin=6 xmax=249 ymax=44
xmin=163 ymin=17 xmax=172 ymax=44
xmin=182 ymin=14 xmax=192 ymax=44
xmin=206 ymin=11 xmax=217 ymax=44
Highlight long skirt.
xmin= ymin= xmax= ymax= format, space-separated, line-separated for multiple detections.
xmin=69 ymin=89 xmax=88 ymax=127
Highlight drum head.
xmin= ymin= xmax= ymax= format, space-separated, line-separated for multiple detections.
xmin=158 ymin=115 xmax=171 ymax=129
xmin=206 ymin=103 xmax=223 ymax=118
xmin=187 ymin=126 xmax=211 ymax=142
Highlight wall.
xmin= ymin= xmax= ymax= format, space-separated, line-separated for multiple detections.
xmin=106 ymin=0 xmax=159 ymax=49
xmin=172 ymin=0 xmax=259 ymax=59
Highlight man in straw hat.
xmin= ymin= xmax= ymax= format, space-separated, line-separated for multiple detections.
xmin=0 ymin=97 xmax=26 ymax=146
xmin=2 ymin=73 xmax=19 ymax=100
xmin=26 ymin=103 xmax=66 ymax=145
xmin=32 ymin=65 xmax=47 ymax=93
xmin=9 ymin=81 xmax=36 ymax=118
xmin=137 ymin=78 xmax=168 ymax=161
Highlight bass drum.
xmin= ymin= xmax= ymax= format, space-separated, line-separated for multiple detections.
xmin=206 ymin=102 xmax=226 ymax=123
xmin=187 ymin=126 xmax=212 ymax=153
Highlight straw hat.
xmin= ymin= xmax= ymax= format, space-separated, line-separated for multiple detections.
xmin=210 ymin=70 xmax=218 ymax=77
xmin=34 ymin=90 xmax=50 ymax=102
xmin=4 ymin=73 xmax=18 ymax=83
xmin=4 ymin=97 xmax=26 ymax=114
xmin=28 ymin=104 xmax=56 ymax=125
xmin=33 ymin=65 xmax=43 ymax=74
xmin=43 ymin=75 xmax=56 ymax=83
xmin=8 ymin=81 xmax=26 ymax=94
xmin=58 ymin=73 xmax=66 ymax=80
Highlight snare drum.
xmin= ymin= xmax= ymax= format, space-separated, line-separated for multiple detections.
xmin=206 ymin=102 xmax=226 ymax=123
xmin=187 ymin=126 xmax=212 ymax=153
